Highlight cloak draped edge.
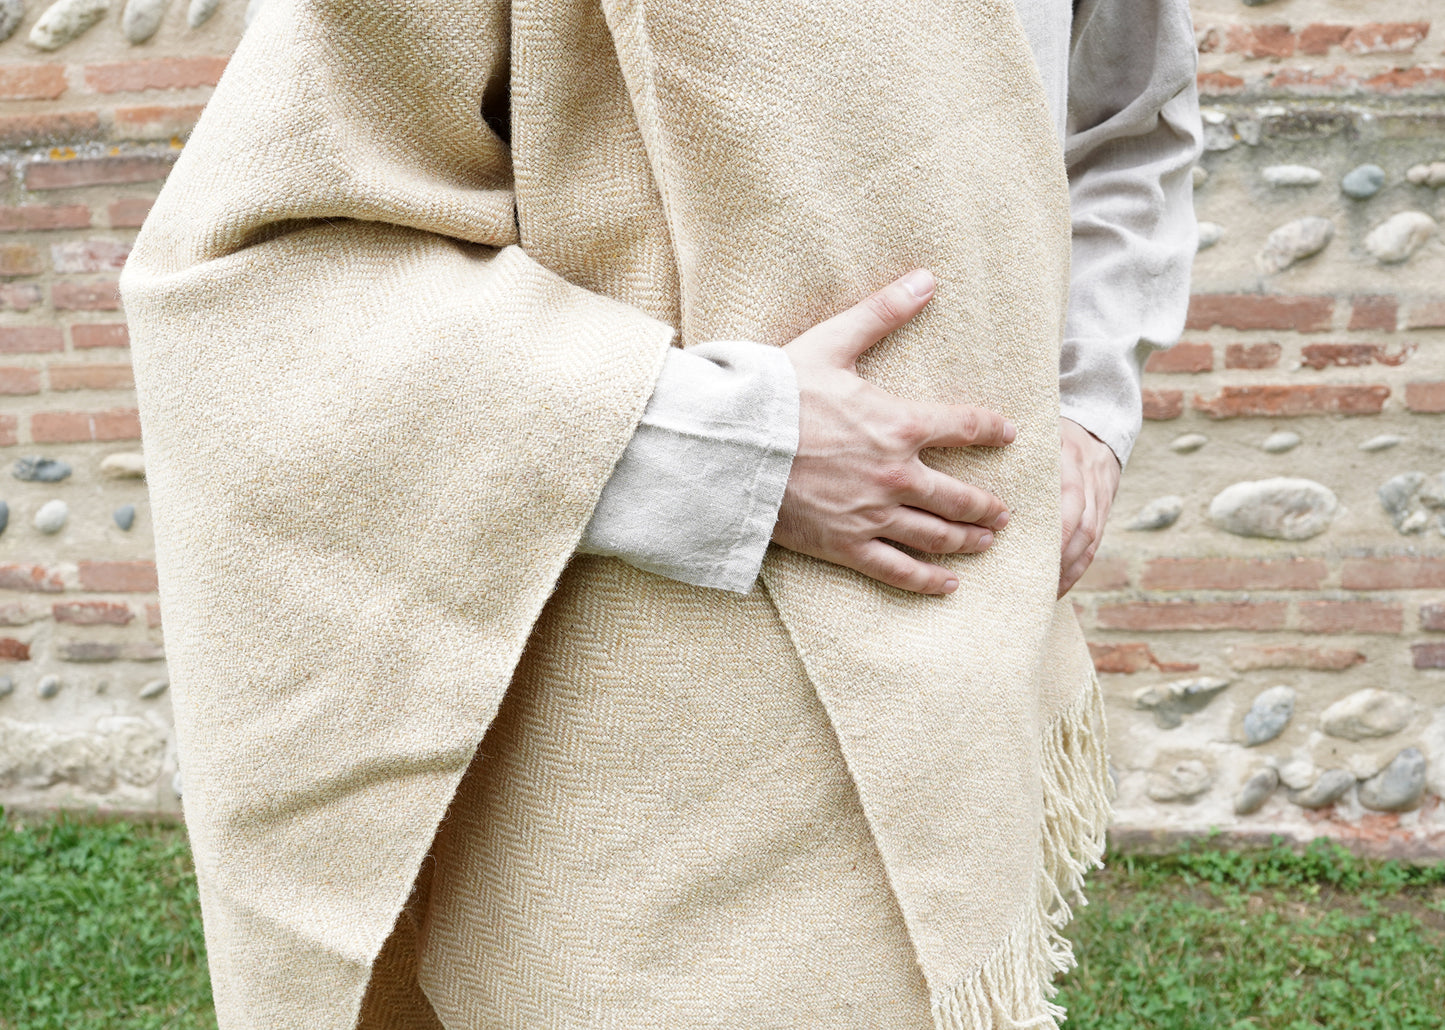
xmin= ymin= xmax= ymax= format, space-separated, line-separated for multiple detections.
xmin=118 ymin=1 xmax=1115 ymax=1027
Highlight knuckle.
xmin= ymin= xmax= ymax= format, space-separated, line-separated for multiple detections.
xmin=955 ymin=408 xmax=979 ymax=439
xmin=892 ymin=415 xmax=928 ymax=450
xmin=875 ymin=464 xmax=913 ymax=494
xmin=864 ymin=292 xmax=903 ymax=326
xmin=861 ymin=506 xmax=892 ymax=529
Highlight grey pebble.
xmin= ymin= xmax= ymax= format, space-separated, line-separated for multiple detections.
xmin=33 ymin=499 xmax=67 ymax=534
xmin=113 ymin=504 xmax=135 ymax=530
xmin=1197 ymin=222 xmax=1223 ymax=249
xmin=1146 ymin=758 xmax=1214 ymax=803
xmin=1278 ymin=758 xmax=1315 ymax=791
xmin=1256 ymin=216 xmax=1333 ymax=274
xmin=0 ymin=675 xmax=12 ymax=699
xmin=1418 ymin=473 xmax=1445 ymax=509
xmin=1365 ymin=211 xmax=1436 ymax=264
xmin=1379 ymin=471 xmax=1425 ymax=529
xmin=1192 ymin=166 xmax=1209 ymax=189
xmin=29 ymin=0 xmax=109 ymax=50
xmin=1321 ymin=688 xmax=1415 ymax=741
xmin=185 ymin=0 xmax=215 ymax=25
xmin=1243 ymin=685 xmax=1295 ymax=746
xmin=121 ymin=0 xmax=166 ymax=42
xmin=1359 ymin=434 xmax=1404 ymax=452
xmin=0 ymin=500 xmax=8 ymax=536
xmin=1127 ymin=495 xmax=1183 ymax=532
xmin=1208 ymin=478 xmax=1338 ymax=540
xmin=1288 ymin=769 xmax=1355 ymax=809
xmin=0 ymin=0 xmax=24 ymax=41
xmin=138 ymin=678 xmax=168 ymax=699
xmin=1263 ymin=165 xmax=1323 ymax=187
xmin=1234 ymin=767 xmax=1280 ymax=815
xmin=1261 ymin=431 xmax=1301 ymax=454
xmin=37 ymin=673 xmax=61 ymax=699
xmin=1170 ymin=433 xmax=1208 ymax=454
xmin=1358 ymin=748 xmax=1427 ymax=812
xmin=1134 ymin=676 xmax=1230 ymax=730
xmin=1341 ymin=164 xmax=1386 ymax=200
xmin=13 ymin=456 xmax=71 ymax=482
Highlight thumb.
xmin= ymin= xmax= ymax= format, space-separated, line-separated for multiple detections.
xmin=791 ymin=268 xmax=936 ymax=368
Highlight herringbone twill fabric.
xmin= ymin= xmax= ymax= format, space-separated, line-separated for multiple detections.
xmin=118 ymin=0 xmax=1114 ymax=1028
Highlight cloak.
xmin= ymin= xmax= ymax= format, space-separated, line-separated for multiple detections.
xmin=118 ymin=0 xmax=1114 ymax=1026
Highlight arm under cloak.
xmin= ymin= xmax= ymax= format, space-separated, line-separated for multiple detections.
xmin=119 ymin=2 xmax=674 ymax=1025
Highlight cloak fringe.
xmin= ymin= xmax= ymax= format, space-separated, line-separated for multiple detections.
xmin=931 ymin=670 xmax=1115 ymax=1030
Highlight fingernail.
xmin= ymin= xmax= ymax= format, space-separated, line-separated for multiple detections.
xmin=978 ymin=532 xmax=994 ymax=548
xmin=902 ymin=269 xmax=935 ymax=299
xmin=992 ymin=511 xmax=1010 ymax=530
xmin=1002 ymin=422 xmax=1017 ymax=443
xmin=941 ymin=577 xmax=958 ymax=593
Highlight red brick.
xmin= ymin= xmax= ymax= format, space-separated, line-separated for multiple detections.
xmin=1342 ymin=558 xmax=1445 ymax=590
xmin=145 ymin=601 xmax=161 ymax=627
xmin=1227 ymin=645 xmax=1365 ymax=671
xmin=1300 ymin=343 xmax=1413 ymax=369
xmin=107 ymin=197 xmax=152 ymax=228
xmin=0 ymin=112 xmax=102 ymax=149
xmin=1142 ymin=388 xmax=1183 ymax=420
xmin=1342 ymin=22 xmax=1431 ymax=55
xmin=1298 ymin=24 xmax=1351 ymax=55
xmin=84 ymin=56 xmax=229 ymax=94
xmin=113 ymin=103 xmax=206 ymax=140
xmin=1224 ymin=342 xmax=1281 ymax=369
xmin=78 ymin=560 xmax=157 ymax=592
xmin=0 ymin=368 xmax=41 ymax=395
xmin=1224 ymin=24 xmax=1295 ymax=59
xmin=0 ymin=204 xmax=90 ymax=232
xmin=0 ymin=284 xmax=42 ymax=311
xmin=57 ymin=640 xmax=121 ymax=662
xmin=1412 ymin=643 xmax=1445 ymax=669
xmin=25 ymin=155 xmax=175 ymax=191
xmin=53 ymin=280 xmax=120 ymax=311
xmin=1197 ymin=71 xmax=1246 ymax=94
xmin=0 ymin=65 xmax=67 ymax=101
xmin=1096 ymin=600 xmax=1288 ymax=632
xmin=0 ymin=638 xmax=30 ymax=660
xmin=53 ymin=600 xmax=133 ymax=625
xmin=1421 ymin=603 xmax=1445 ymax=632
xmin=1088 ymin=642 xmax=1155 ymax=674
xmin=50 ymin=238 xmax=130 ymax=274
xmin=30 ymin=408 xmax=141 ymax=443
xmin=1349 ymin=295 xmax=1398 ymax=331
xmin=71 ymin=323 xmax=130 ymax=349
xmin=0 ymin=327 xmax=63 ymax=353
xmin=1141 ymin=557 xmax=1328 ymax=591
xmin=1405 ymin=382 xmax=1445 ymax=413
xmin=47 ymin=363 xmax=134 ymax=391
xmin=1186 ymin=294 xmax=1334 ymax=332
xmin=1145 ymin=342 xmax=1212 ymax=374
xmin=0 ymin=244 xmax=41 ymax=277
xmin=1266 ymin=67 xmax=1361 ymax=94
xmin=1193 ymin=384 xmax=1389 ymax=418
xmin=0 ymin=415 xmax=17 ymax=447
xmin=0 ymin=603 xmax=39 ymax=626
xmin=1404 ymin=300 xmax=1445 ymax=330
xmin=1365 ymin=68 xmax=1445 ymax=93
xmin=1298 ymin=601 xmax=1404 ymax=634
xmin=0 ymin=565 xmax=65 ymax=592
xmin=1075 ymin=555 xmax=1128 ymax=591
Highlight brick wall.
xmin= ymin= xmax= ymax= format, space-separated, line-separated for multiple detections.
xmin=0 ymin=0 xmax=1442 ymax=852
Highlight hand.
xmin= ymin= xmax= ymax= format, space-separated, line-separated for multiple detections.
xmin=772 ymin=269 xmax=1016 ymax=596
xmin=1057 ymin=416 xmax=1121 ymax=599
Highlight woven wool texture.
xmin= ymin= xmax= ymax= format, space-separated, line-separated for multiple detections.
xmin=118 ymin=0 xmax=1115 ymax=1027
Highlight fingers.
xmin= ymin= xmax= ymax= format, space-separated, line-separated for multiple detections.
xmin=1057 ymin=468 xmax=1100 ymax=599
xmin=879 ymin=508 xmax=996 ymax=555
xmin=902 ymin=399 xmax=1017 ymax=449
xmin=802 ymin=269 xmax=937 ymax=367
xmin=851 ymin=539 xmax=959 ymax=595
xmin=905 ymin=465 xmax=1011 ymax=529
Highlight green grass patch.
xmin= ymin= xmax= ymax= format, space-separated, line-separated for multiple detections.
xmin=3 ymin=814 xmax=1444 ymax=1028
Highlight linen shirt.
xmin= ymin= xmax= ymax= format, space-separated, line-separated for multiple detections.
xmin=579 ymin=0 xmax=1203 ymax=593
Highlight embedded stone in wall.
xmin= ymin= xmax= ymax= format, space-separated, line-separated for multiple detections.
xmin=1134 ymin=676 xmax=1230 ymax=729
xmin=1198 ymin=222 xmax=1223 ymax=249
xmin=1126 ymin=495 xmax=1183 ymax=531
xmin=1234 ymin=767 xmax=1279 ymax=815
xmin=1261 ymin=431 xmax=1300 ymax=454
xmin=1242 ymin=685 xmax=1295 ymax=746
xmin=1192 ymin=166 xmax=1208 ymax=188
xmin=1288 ymin=769 xmax=1354 ymax=809
xmin=29 ymin=0 xmax=111 ymax=50
xmin=1378 ymin=471 xmax=1433 ymax=533
xmin=1406 ymin=162 xmax=1445 ymax=188
xmin=101 ymin=716 xmax=165 ymax=786
xmin=1257 ymin=217 xmax=1333 ymax=274
xmin=1364 ymin=211 xmax=1436 ymax=264
xmin=0 ymin=0 xmax=25 ymax=42
xmin=14 ymin=456 xmax=71 ymax=482
xmin=1170 ymin=433 xmax=1208 ymax=453
xmin=121 ymin=0 xmax=167 ymax=43
xmin=1357 ymin=748 xmax=1427 ymax=812
xmin=1320 ymin=689 xmax=1415 ymax=741
xmin=113 ymin=504 xmax=135 ymax=530
xmin=1418 ymin=473 xmax=1445 ymax=509
xmin=1278 ymin=758 xmax=1315 ymax=791
xmin=100 ymin=452 xmax=145 ymax=479
xmin=0 ymin=501 xmax=9 ymax=537
xmin=1359 ymin=434 xmax=1403 ymax=452
xmin=1341 ymin=164 xmax=1385 ymax=199
xmin=1208 ymin=478 xmax=1338 ymax=540
xmin=186 ymin=0 xmax=218 ymax=26
xmin=36 ymin=674 xmax=60 ymax=699
xmin=1262 ymin=165 xmax=1322 ymax=187
xmin=0 ymin=717 xmax=165 ymax=792
xmin=1147 ymin=755 xmax=1214 ymax=803
xmin=138 ymin=678 xmax=167 ymax=699
xmin=34 ymin=499 xmax=67 ymax=534
xmin=0 ymin=675 xmax=12 ymax=699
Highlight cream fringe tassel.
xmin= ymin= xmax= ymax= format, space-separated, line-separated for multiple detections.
xmin=931 ymin=670 xmax=1115 ymax=1030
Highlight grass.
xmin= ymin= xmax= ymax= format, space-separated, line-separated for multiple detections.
xmin=2 ymin=812 xmax=1443 ymax=1029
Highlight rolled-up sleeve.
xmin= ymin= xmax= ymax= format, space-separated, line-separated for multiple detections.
xmin=1060 ymin=0 xmax=1203 ymax=469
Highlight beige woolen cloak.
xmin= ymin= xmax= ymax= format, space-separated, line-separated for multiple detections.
xmin=118 ymin=0 xmax=1114 ymax=1027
